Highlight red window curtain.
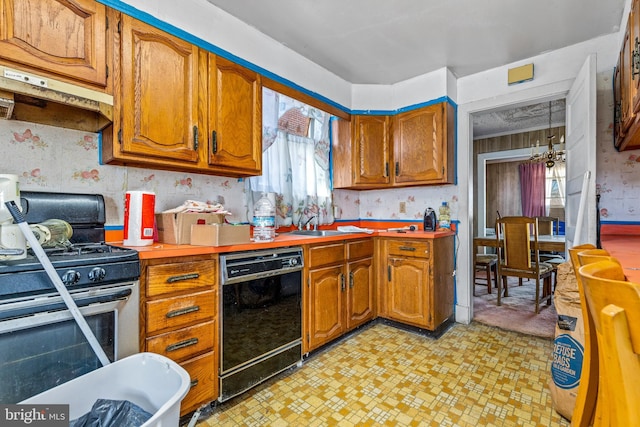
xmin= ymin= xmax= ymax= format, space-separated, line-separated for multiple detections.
xmin=518 ymin=162 xmax=546 ymax=217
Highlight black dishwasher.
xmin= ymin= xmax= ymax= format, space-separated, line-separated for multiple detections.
xmin=219 ymin=247 xmax=303 ymax=401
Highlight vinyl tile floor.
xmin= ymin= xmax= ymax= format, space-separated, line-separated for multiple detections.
xmin=196 ymin=322 xmax=570 ymax=426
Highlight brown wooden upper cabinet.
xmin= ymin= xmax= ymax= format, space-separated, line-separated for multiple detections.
xmin=207 ymin=55 xmax=262 ymax=176
xmin=332 ymin=102 xmax=455 ymax=189
xmin=114 ymin=15 xmax=201 ymax=166
xmin=102 ymin=14 xmax=262 ymax=177
xmin=614 ymin=0 xmax=640 ymax=151
xmin=0 ymin=0 xmax=109 ymax=89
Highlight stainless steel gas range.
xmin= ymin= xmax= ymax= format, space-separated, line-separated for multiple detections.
xmin=0 ymin=192 xmax=141 ymax=404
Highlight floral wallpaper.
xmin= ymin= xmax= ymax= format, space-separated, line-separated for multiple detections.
xmin=595 ymin=71 xmax=640 ymax=222
xmin=1 ymin=120 xmax=248 ymax=226
xmin=1 ymin=69 xmax=638 ymax=231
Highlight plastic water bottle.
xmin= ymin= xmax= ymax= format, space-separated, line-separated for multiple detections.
xmin=439 ymin=201 xmax=451 ymax=229
xmin=253 ymin=193 xmax=276 ymax=242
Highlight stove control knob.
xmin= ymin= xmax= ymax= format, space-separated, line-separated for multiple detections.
xmin=89 ymin=267 xmax=106 ymax=282
xmin=62 ymin=270 xmax=81 ymax=286
xmin=287 ymin=258 xmax=298 ymax=267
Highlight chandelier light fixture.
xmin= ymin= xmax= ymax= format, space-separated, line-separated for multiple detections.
xmin=529 ymin=101 xmax=566 ymax=168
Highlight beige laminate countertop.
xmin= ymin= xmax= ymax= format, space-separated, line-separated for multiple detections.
xmin=112 ymin=229 xmax=455 ymax=260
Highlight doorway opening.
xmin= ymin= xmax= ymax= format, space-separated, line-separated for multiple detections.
xmin=470 ymin=98 xmax=566 ymax=337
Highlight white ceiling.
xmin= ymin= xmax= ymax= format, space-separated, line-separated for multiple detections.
xmin=203 ymin=0 xmax=626 ymax=136
xmin=204 ymin=0 xmax=625 ymax=84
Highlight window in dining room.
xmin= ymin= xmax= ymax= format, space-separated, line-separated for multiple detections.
xmin=546 ymin=163 xmax=565 ymax=225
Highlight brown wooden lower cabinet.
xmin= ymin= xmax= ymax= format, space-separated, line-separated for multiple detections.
xmin=378 ymin=236 xmax=454 ymax=330
xmin=304 ymin=239 xmax=375 ymax=353
xmin=180 ymin=351 xmax=217 ymax=416
xmin=140 ymin=255 xmax=218 ymax=416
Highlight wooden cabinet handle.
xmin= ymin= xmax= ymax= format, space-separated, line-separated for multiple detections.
xmin=340 ymin=274 xmax=345 ymax=292
xmin=190 ymin=379 xmax=199 ymax=389
xmin=212 ymin=130 xmax=218 ymax=154
xmin=166 ymin=305 xmax=200 ymax=318
xmin=166 ymin=337 xmax=198 ymax=352
xmin=398 ymin=246 xmax=416 ymax=251
xmin=349 ymin=271 xmax=354 ymax=289
xmin=193 ymin=125 xmax=199 ymax=150
xmin=166 ymin=273 xmax=199 ymax=283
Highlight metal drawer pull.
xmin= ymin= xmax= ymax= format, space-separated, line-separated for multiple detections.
xmin=398 ymin=246 xmax=416 ymax=251
xmin=167 ymin=273 xmax=200 ymax=283
xmin=166 ymin=337 xmax=199 ymax=352
xmin=166 ymin=305 xmax=200 ymax=318
xmin=190 ymin=379 xmax=199 ymax=389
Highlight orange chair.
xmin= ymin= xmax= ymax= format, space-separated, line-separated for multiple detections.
xmin=569 ymin=243 xmax=608 ymax=427
xmin=579 ymin=260 xmax=640 ymax=427
xmin=566 ymin=244 xmax=598 ymax=427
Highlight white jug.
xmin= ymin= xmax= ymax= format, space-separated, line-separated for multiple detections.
xmin=0 ymin=174 xmax=20 ymax=225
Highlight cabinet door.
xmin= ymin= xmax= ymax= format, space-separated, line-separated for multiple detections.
xmin=387 ymin=257 xmax=430 ymax=328
xmin=620 ymin=21 xmax=637 ymax=135
xmin=632 ymin=0 xmax=640 ymax=113
xmin=119 ymin=15 xmax=200 ymax=163
xmin=307 ymin=265 xmax=344 ymax=351
xmin=393 ymin=103 xmax=449 ymax=185
xmin=207 ymin=55 xmax=262 ymax=176
xmin=352 ymin=115 xmax=390 ymax=186
xmin=614 ymin=59 xmax=625 ymax=146
xmin=346 ymin=257 xmax=374 ymax=330
xmin=0 ymin=0 xmax=107 ymax=87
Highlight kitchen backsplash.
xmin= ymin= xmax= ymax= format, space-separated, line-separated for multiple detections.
xmin=1 ymin=121 xmax=249 ymax=226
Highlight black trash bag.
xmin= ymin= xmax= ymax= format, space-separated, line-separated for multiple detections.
xmin=70 ymin=399 xmax=153 ymax=427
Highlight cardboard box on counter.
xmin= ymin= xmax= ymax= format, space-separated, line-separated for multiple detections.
xmin=190 ymin=223 xmax=251 ymax=246
xmin=155 ymin=212 xmax=225 ymax=244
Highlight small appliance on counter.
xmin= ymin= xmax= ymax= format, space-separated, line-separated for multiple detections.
xmin=423 ymin=207 xmax=437 ymax=231
xmin=0 ymin=174 xmax=26 ymax=260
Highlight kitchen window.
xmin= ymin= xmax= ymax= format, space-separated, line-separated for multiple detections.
xmin=246 ymin=87 xmax=334 ymax=227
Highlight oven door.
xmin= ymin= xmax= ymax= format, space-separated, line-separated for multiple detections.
xmin=0 ymin=283 xmax=139 ymax=404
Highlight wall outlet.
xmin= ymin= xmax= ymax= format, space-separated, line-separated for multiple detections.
xmin=399 ymin=202 xmax=406 ymax=213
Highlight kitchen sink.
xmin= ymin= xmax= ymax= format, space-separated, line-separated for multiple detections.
xmin=288 ymin=230 xmax=347 ymax=237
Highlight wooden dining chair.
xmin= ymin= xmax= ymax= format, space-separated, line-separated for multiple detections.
xmin=535 ymin=216 xmax=560 ymax=236
xmin=495 ymin=216 xmax=554 ymax=313
xmin=474 ymin=254 xmax=498 ymax=295
xmin=578 ymin=260 xmax=640 ymax=427
xmin=535 ymin=216 xmax=565 ymax=287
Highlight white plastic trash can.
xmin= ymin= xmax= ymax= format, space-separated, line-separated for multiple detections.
xmin=20 ymin=352 xmax=191 ymax=427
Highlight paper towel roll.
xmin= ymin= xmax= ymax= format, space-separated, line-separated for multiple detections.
xmin=123 ymin=191 xmax=155 ymax=246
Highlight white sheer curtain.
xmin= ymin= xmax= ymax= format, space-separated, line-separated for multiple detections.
xmin=545 ymin=162 xmax=566 ymax=219
xmin=246 ymin=89 xmax=334 ymax=228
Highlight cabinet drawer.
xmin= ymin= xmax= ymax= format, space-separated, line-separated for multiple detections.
xmin=180 ymin=351 xmax=217 ymax=416
xmin=347 ymin=239 xmax=373 ymax=260
xmin=146 ymin=320 xmax=215 ymax=362
xmin=387 ymin=240 xmax=431 ymax=258
xmin=307 ymin=243 xmax=345 ymax=268
xmin=146 ymin=289 xmax=216 ymax=334
xmin=146 ymin=260 xmax=215 ymax=297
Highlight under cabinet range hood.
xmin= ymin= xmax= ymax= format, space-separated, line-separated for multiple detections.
xmin=0 ymin=65 xmax=113 ymax=132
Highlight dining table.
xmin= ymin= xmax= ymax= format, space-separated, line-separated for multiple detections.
xmin=474 ymin=234 xmax=566 ymax=254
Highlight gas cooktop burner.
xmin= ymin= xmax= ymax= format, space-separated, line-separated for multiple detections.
xmin=40 ymin=243 xmax=130 ymax=257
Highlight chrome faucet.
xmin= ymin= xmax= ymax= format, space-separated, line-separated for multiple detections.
xmin=298 ymin=215 xmax=317 ymax=230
